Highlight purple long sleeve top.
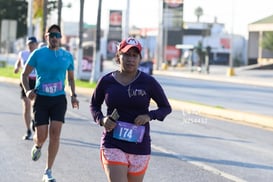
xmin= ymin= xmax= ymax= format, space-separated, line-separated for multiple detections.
xmin=90 ymin=71 xmax=172 ymax=155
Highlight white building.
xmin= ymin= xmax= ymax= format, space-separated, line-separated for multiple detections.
xmin=179 ymin=22 xmax=247 ymax=65
xmin=248 ymin=14 xmax=273 ymax=65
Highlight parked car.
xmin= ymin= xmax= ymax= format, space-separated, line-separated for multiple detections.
xmin=138 ymin=61 xmax=153 ymax=75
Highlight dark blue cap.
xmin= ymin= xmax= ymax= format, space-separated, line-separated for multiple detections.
xmin=26 ymin=36 xmax=38 ymax=44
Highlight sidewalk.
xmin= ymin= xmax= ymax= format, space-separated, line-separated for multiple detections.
xmin=154 ymin=64 xmax=273 ymax=88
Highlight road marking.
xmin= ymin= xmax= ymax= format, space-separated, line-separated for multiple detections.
xmin=152 ymin=144 xmax=247 ymax=182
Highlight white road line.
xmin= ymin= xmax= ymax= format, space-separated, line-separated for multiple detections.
xmin=152 ymin=144 xmax=247 ymax=182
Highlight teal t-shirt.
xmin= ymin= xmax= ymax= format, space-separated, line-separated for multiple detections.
xmin=27 ymin=47 xmax=74 ymax=96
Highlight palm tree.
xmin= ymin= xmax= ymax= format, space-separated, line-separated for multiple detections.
xmin=33 ymin=0 xmax=43 ymax=19
xmin=33 ymin=0 xmax=60 ymax=40
xmin=32 ymin=0 xmax=48 ymax=41
xmin=194 ymin=6 xmax=203 ymax=22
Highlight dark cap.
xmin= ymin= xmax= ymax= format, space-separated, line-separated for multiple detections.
xmin=47 ymin=24 xmax=61 ymax=33
xmin=26 ymin=36 xmax=38 ymax=44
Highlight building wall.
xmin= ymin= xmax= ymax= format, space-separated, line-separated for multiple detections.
xmin=248 ymin=32 xmax=259 ymax=59
xmin=248 ymin=18 xmax=273 ymax=65
xmin=182 ymin=22 xmax=247 ymax=65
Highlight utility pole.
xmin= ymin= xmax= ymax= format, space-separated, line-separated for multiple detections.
xmin=162 ymin=0 xmax=168 ymax=70
xmin=57 ymin=0 xmax=62 ymax=26
xmin=90 ymin=0 xmax=102 ymax=83
xmin=226 ymin=0 xmax=235 ymax=76
xmin=27 ymin=0 xmax=33 ymax=37
xmin=42 ymin=0 xmax=48 ymax=42
xmin=123 ymin=0 xmax=130 ymax=39
xmin=77 ymin=0 xmax=84 ymax=79
xmin=156 ymin=0 xmax=164 ymax=70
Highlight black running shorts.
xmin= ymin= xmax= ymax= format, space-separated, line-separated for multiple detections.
xmin=33 ymin=94 xmax=67 ymax=126
xmin=20 ymin=78 xmax=36 ymax=98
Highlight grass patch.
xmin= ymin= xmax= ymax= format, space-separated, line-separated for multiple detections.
xmin=0 ymin=66 xmax=96 ymax=89
xmin=0 ymin=66 xmax=20 ymax=78
xmin=75 ymin=79 xmax=96 ymax=88
xmin=214 ymin=105 xmax=224 ymax=109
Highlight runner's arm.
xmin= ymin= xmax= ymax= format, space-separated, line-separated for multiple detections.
xmin=20 ymin=64 xmax=34 ymax=92
xmin=67 ymin=70 xmax=79 ymax=109
xmin=14 ymin=56 xmax=22 ymax=73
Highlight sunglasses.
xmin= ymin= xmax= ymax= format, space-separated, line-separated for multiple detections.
xmin=47 ymin=32 xmax=62 ymax=39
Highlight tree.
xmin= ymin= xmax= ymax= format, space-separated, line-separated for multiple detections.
xmin=0 ymin=0 xmax=28 ymax=38
xmin=0 ymin=0 xmax=58 ymax=41
xmin=194 ymin=6 xmax=203 ymax=22
xmin=261 ymin=31 xmax=273 ymax=51
xmin=33 ymin=0 xmax=58 ymax=40
xmin=33 ymin=0 xmax=58 ymax=19
xmin=33 ymin=0 xmax=44 ymax=18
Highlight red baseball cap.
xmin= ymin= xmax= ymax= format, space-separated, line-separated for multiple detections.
xmin=118 ymin=37 xmax=142 ymax=53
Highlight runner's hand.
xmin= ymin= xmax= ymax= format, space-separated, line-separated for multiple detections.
xmin=134 ymin=114 xmax=151 ymax=125
xmin=26 ymin=90 xmax=36 ymax=100
xmin=102 ymin=116 xmax=116 ymax=132
xmin=71 ymin=97 xmax=79 ymax=109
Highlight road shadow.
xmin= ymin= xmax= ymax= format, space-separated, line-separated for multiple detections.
xmin=151 ymin=151 xmax=273 ymax=170
xmin=151 ymin=130 xmax=250 ymax=143
xmin=60 ymin=138 xmax=99 ymax=149
xmin=0 ymin=111 xmax=21 ymax=116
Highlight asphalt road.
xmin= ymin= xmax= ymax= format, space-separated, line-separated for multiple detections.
xmin=153 ymin=74 xmax=273 ymax=117
xmin=1 ymin=82 xmax=273 ymax=182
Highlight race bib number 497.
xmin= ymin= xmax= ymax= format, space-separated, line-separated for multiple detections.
xmin=42 ymin=81 xmax=62 ymax=94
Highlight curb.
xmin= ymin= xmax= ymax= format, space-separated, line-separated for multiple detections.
xmin=169 ymin=99 xmax=273 ymax=130
xmin=0 ymin=77 xmax=20 ymax=84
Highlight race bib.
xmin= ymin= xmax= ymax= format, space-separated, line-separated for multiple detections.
xmin=113 ymin=121 xmax=145 ymax=143
xmin=42 ymin=81 xmax=62 ymax=94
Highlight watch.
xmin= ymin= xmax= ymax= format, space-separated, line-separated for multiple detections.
xmin=72 ymin=93 xmax=77 ymax=97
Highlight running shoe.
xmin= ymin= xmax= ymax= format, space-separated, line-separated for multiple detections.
xmin=42 ymin=169 xmax=56 ymax=182
xmin=31 ymin=145 xmax=41 ymax=161
xmin=22 ymin=129 xmax=32 ymax=140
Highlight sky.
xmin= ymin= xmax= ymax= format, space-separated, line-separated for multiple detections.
xmin=61 ymin=0 xmax=273 ymax=38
